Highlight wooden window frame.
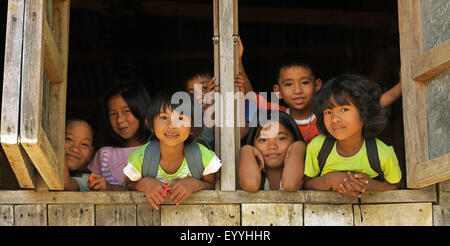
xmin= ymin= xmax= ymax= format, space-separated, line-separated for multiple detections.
xmin=1 ymin=0 xmax=69 ymax=190
xmin=398 ymin=0 xmax=450 ymax=188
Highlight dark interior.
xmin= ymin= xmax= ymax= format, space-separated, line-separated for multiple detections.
xmin=0 ymin=0 xmax=405 ymax=189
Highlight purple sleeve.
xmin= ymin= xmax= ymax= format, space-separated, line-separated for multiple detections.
xmin=87 ymin=148 xmax=103 ymax=175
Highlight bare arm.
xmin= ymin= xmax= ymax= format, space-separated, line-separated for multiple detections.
xmin=238 ymin=145 xmax=264 ymax=192
xmin=380 ymin=75 xmax=402 ymax=108
xmin=64 ymin=163 xmax=80 ymax=191
xmin=281 ymin=141 xmax=305 ymax=191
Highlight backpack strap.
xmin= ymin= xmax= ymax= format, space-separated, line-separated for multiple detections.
xmin=142 ymin=140 xmax=204 ymax=180
xmin=142 ymin=140 xmax=161 ymax=178
xmin=317 ymin=136 xmax=336 ymax=176
xmin=365 ymin=137 xmax=384 ymax=181
xmin=183 ymin=141 xmax=204 ymax=180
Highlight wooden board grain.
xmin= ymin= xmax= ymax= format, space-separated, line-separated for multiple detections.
xmin=354 ymin=203 xmax=432 ymax=226
xmin=48 ymin=204 xmax=94 ymax=226
xmin=161 ymin=204 xmax=240 ymax=226
xmin=241 ymin=203 xmax=303 ymax=226
xmin=304 ymin=204 xmax=353 ymax=226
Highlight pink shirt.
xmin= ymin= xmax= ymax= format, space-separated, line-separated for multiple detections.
xmin=88 ymin=146 xmax=140 ymax=185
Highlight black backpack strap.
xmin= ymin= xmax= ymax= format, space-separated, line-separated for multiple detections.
xmin=317 ymin=136 xmax=336 ymax=176
xmin=365 ymin=138 xmax=384 ymax=181
xmin=259 ymin=172 xmax=266 ymax=190
xmin=142 ymin=140 xmax=161 ymax=178
xmin=142 ymin=140 xmax=204 ymax=180
xmin=184 ymin=141 xmax=204 ymax=180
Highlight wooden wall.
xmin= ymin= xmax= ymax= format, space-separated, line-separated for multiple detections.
xmin=0 ymin=189 xmax=441 ymax=226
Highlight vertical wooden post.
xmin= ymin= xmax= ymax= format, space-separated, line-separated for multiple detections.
xmin=1 ymin=0 xmax=36 ymax=189
xmin=215 ymin=0 xmax=239 ymax=191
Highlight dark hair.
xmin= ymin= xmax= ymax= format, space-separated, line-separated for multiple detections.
xmin=245 ymin=110 xmax=304 ymax=146
xmin=101 ymin=79 xmax=151 ymax=147
xmin=146 ymin=89 xmax=203 ymax=144
xmin=313 ymin=73 xmax=387 ymax=138
xmin=66 ymin=111 xmax=96 ymax=148
xmin=182 ymin=71 xmax=212 ymax=91
xmin=275 ymin=53 xmax=319 ymax=83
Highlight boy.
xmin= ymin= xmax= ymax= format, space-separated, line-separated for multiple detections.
xmin=235 ymin=37 xmax=402 ymax=144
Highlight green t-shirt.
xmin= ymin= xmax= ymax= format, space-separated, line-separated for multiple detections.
xmin=304 ymin=134 xmax=402 ymax=184
xmin=123 ymin=142 xmax=222 ymax=184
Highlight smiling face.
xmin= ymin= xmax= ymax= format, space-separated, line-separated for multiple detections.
xmin=273 ymin=66 xmax=321 ymax=114
xmin=323 ymin=96 xmax=364 ymax=142
xmin=107 ymin=94 xmax=140 ymax=145
xmin=153 ymin=106 xmax=191 ymax=147
xmin=65 ymin=121 xmax=94 ymax=171
xmin=253 ymin=122 xmax=294 ymax=169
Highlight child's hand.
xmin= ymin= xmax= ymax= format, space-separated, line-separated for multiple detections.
xmin=88 ymin=173 xmax=109 ymax=191
xmin=169 ymin=178 xmax=198 ymax=205
xmin=342 ymin=172 xmax=370 ymax=195
xmin=324 ymin=172 xmax=359 ymax=197
xmin=238 ymin=36 xmax=244 ymax=59
xmin=234 ymin=73 xmax=247 ymax=94
xmin=140 ymin=177 xmax=168 ymax=210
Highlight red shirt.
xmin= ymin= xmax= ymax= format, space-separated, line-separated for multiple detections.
xmin=255 ymin=94 xmax=320 ymax=144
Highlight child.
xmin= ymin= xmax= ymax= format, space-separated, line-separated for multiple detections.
xmin=87 ymin=79 xmax=151 ymax=191
xmin=64 ymin=116 xmax=95 ymax=191
xmin=303 ymin=74 xmax=402 ymax=197
xmin=235 ymin=37 xmax=402 ymax=145
xmin=123 ymin=90 xmax=222 ymax=210
xmin=239 ymin=110 xmax=306 ymax=192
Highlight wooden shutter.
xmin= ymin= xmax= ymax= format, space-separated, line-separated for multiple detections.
xmin=398 ymin=0 xmax=450 ymax=188
xmin=1 ymin=0 xmax=70 ymax=190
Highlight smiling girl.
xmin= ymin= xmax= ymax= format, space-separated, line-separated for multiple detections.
xmin=304 ymin=74 xmax=402 ymax=197
xmin=123 ymin=90 xmax=222 ymax=209
xmin=87 ymin=80 xmax=151 ymax=191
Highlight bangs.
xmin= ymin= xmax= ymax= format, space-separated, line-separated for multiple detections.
xmin=315 ymin=86 xmax=354 ymax=113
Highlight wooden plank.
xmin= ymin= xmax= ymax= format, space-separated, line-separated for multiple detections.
xmin=241 ymin=203 xmax=303 ymax=226
xmin=137 ymin=205 xmax=161 ymax=226
xmin=46 ymin=0 xmax=69 ymax=187
xmin=408 ymin=153 xmax=450 ymax=188
xmin=48 ymin=204 xmax=94 ymax=226
xmin=412 ymin=39 xmax=450 ymax=81
xmin=1 ymin=0 xmax=36 ymax=189
xmin=212 ymin=0 xmax=220 ymax=191
xmin=218 ymin=0 xmax=237 ymax=191
xmin=304 ymin=204 xmax=353 ymax=226
xmin=0 ymin=190 xmax=437 ymax=205
xmin=14 ymin=204 xmax=47 ymax=226
xmin=398 ymin=0 xmax=430 ymax=188
xmin=161 ymin=204 xmax=240 ymax=226
xmin=95 ymin=205 xmax=136 ymax=226
xmin=353 ymin=203 xmax=432 ymax=226
xmin=0 ymin=205 xmax=14 ymax=226
xmin=21 ymin=127 xmax=63 ymax=190
xmin=43 ymin=15 xmax=64 ymax=83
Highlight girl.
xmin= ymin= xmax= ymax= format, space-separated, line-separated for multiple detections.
xmin=239 ymin=110 xmax=306 ymax=192
xmin=88 ymin=80 xmax=151 ymax=191
xmin=304 ymin=74 xmax=402 ymax=197
xmin=64 ymin=116 xmax=95 ymax=191
xmin=123 ymin=90 xmax=222 ymax=210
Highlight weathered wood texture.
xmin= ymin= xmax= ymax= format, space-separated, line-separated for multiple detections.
xmin=354 ymin=203 xmax=432 ymax=226
xmin=0 ymin=201 xmax=437 ymax=226
xmin=241 ymin=203 xmax=303 ymax=226
xmin=161 ymin=204 xmax=240 ymax=226
xmin=398 ymin=0 xmax=450 ymax=188
xmin=1 ymin=0 xmax=36 ymax=189
xmin=304 ymin=204 xmax=353 ymax=226
xmin=48 ymin=204 xmax=94 ymax=226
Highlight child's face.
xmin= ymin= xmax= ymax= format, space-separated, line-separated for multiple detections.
xmin=323 ymin=97 xmax=364 ymax=141
xmin=186 ymin=75 xmax=210 ymax=105
xmin=273 ymin=66 xmax=321 ymax=113
xmin=65 ymin=121 xmax=94 ymax=171
xmin=153 ymin=106 xmax=191 ymax=147
xmin=254 ymin=122 xmax=294 ymax=169
xmin=107 ymin=94 xmax=140 ymax=142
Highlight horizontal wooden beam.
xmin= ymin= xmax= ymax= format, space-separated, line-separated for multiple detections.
xmin=408 ymin=153 xmax=450 ymax=189
xmin=43 ymin=17 xmax=64 ymax=83
xmin=0 ymin=190 xmax=436 ymax=205
xmin=412 ymin=39 xmax=450 ymax=81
